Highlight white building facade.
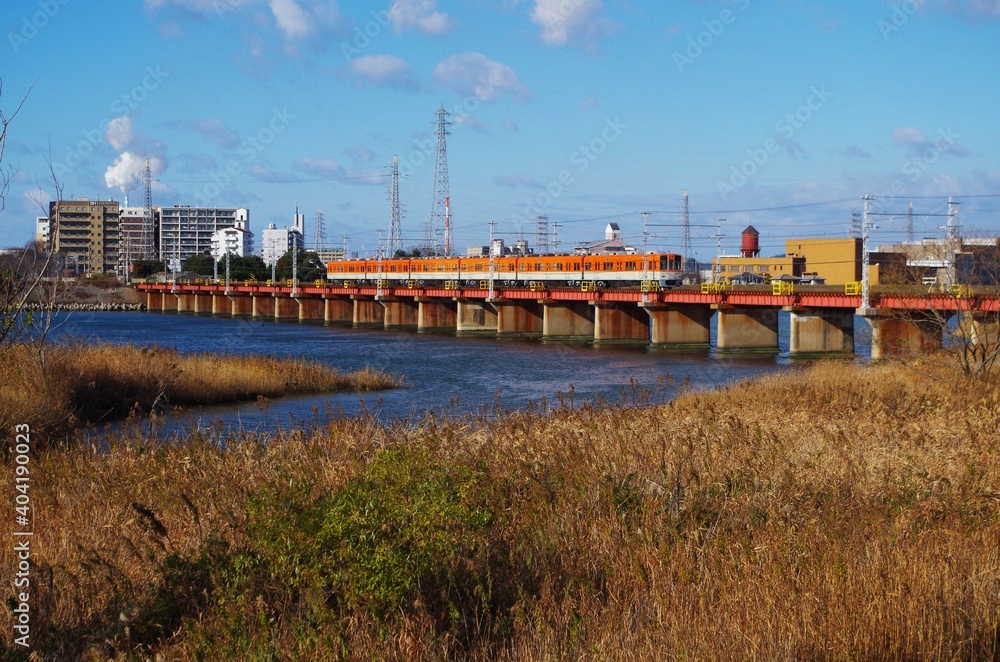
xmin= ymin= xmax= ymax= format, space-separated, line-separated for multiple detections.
xmin=261 ymin=209 xmax=306 ymax=266
xmin=210 ymin=216 xmax=254 ymax=259
xmin=159 ymin=206 xmax=249 ymax=266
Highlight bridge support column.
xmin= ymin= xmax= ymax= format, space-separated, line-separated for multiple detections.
xmin=456 ymin=299 xmax=497 ymax=335
xmin=324 ymin=296 xmax=353 ymax=324
xmin=352 ymin=296 xmax=385 ymax=327
xmin=212 ymin=294 xmax=229 ymax=315
xmin=641 ymin=304 xmax=712 ymax=349
xmin=378 ymin=296 xmax=418 ymax=329
xmin=490 ymin=299 xmax=543 ymax=337
xmin=296 ymin=296 xmax=323 ymax=321
xmin=228 ymin=294 xmax=252 ymax=316
xmin=787 ymin=307 xmax=854 ymax=356
xmin=175 ymin=293 xmax=194 ymax=312
xmin=161 ymin=293 xmax=178 ymax=312
xmin=862 ymin=309 xmax=945 ymax=360
xmin=542 ymin=300 xmax=595 ymax=341
xmin=964 ymin=311 xmax=1000 ymax=348
xmin=417 ymin=297 xmax=457 ymax=332
xmin=592 ymin=302 xmax=649 ymax=344
xmin=252 ymin=294 xmax=275 ymax=318
xmin=716 ymin=305 xmax=779 ymax=352
xmin=146 ymin=292 xmax=163 ymax=311
xmin=192 ymin=294 xmax=214 ymax=314
xmin=274 ymin=296 xmax=297 ymax=320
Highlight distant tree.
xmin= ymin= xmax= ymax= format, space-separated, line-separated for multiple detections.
xmin=226 ymin=255 xmax=268 ymax=281
xmin=132 ymin=260 xmax=165 ymax=279
xmin=182 ymin=253 xmax=215 ymax=276
xmin=275 ymin=248 xmax=324 ymax=282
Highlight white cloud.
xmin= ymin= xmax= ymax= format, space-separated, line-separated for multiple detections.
xmin=432 ymin=52 xmax=531 ymax=102
xmin=164 ymin=118 xmax=241 ymax=149
xmin=105 ymin=116 xmax=134 ymax=150
xmin=270 ymin=0 xmax=311 ymax=39
xmin=389 ymin=0 xmax=453 ymax=35
xmin=347 ymin=54 xmax=418 ymax=89
xmin=892 ymin=126 xmax=968 ymax=156
xmin=529 ymin=0 xmax=620 ymax=47
xmin=293 ymin=157 xmax=346 ymax=175
xmin=453 ymin=114 xmax=490 ymax=133
xmin=104 ymin=152 xmax=167 ymax=192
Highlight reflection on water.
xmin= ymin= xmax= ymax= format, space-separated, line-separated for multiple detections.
xmin=55 ymin=310 xmax=870 ymax=436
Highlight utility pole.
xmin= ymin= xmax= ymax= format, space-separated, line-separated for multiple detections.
xmin=906 ymin=201 xmax=914 ymax=243
xmin=142 ymin=158 xmax=155 ymax=260
xmin=640 ymin=211 xmax=651 ymax=281
xmin=862 ymin=195 xmax=873 ymax=309
xmin=946 ymin=197 xmax=961 ymax=285
xmin=292 ymin=239 xmax=298 ymax=295
xmin=712 ymin=217 xmax=727 ymax=283
xmin=225 ymin=248 xmax=231 ymax=295
xmin=552 ymin=221 xmax=562 ymax=254
xmin=314 ymin=208 xmax=326 ymax=253
xmin=488 ymin=219 xmax=496 ymax=299
xmin=376 ymin=229 xmax=384 ymax=297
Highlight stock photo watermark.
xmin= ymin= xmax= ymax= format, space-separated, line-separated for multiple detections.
xmin=878 ymin=0 xmax=925 ymax=40
xmin=7 ymin=0 xmax=70 ymax=53
xmin=716 ymin=84 xmax=833 ymax=201
xmin=11 ymin=424 xmax=33 ymax=649
xmin=513 ymin=116 xmax=628 ymax=225
xmin=673 ymin=0 xmax=751 ymax=73
xmin=192 ymin=107 xmax=296 ymax=206
xmin=50 ymin=66 xmax=170 ymax=180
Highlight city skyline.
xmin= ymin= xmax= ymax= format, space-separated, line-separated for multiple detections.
xmin=2 ymin=0 xmax=999 ymax=259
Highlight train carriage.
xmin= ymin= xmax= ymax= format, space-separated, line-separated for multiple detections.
xmin=327 ymin=251 xmax=684 ymax=289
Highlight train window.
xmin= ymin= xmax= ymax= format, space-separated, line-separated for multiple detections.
xmin=603 ymin=261 xmax=612 ymax=270
xmin=519 ymin=263 xmax=526 ymax=271
xmin=555 ymin=263 xmax=562 ymax=270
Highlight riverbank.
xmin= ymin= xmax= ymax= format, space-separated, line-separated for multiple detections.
xmin=2 ymin=360 xmax=996 ymax=659
xmin=0 ymin=342 xmax=400 ymax=440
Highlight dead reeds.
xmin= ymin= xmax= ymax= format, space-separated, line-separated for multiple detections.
xmin=0 ymin=360 xmax=997 ymax=660
xmin=0 ymin=342 xmax=400 ymax=438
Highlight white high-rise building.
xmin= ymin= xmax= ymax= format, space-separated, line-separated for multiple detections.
xmin=261 ymin=208 xmax=306 ymax=266
xmin=159 ymin=206 xmax=249 ymax=266
xmin=211 ymin=216 xmax=254 ymax=259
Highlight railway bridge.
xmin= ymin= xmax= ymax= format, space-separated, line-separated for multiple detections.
xmin=135 ymin=281 xmax=1000 ymax=358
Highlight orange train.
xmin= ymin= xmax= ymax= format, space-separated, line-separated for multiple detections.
xmin=326 ymin=252 xmax=684 ymax=288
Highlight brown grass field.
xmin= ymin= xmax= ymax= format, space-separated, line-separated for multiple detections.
xmin=0 ymin=342 xmax=400 ymax=439
xmin=0 ymin=359 xmax=998 ymax=660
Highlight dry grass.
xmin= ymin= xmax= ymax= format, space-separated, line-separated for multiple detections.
xmin=0 ymin=360 xmax=998 ymax=660
xmin=0 ymin=342 xmax=400 ymax=438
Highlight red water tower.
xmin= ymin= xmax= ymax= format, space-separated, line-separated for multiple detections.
xmin=740 ymin=225 xmax=760 ymax=258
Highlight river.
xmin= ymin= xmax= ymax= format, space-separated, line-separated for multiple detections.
xmin=53 ymin=310 xmax=871 ymax=435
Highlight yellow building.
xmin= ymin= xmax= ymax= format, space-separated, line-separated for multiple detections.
xmin=711 ymin=255 xmax=806 ymax=282
xmin=50 ymin=199 xmax=121 ymax=275
xmin=785 ymin=238 xmax=861 ymax=285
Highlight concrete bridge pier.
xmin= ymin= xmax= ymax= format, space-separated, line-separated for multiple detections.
xmin=542 ymin=300 xmax=595 ymax=341
xmin=146 ymin=292 xmax=164 ymax=311
xmin=378 ymin=296 xmax=418 ymax=329
xmin=863 ymin=309 xmax=945 ymax=360
xmin=964 ymin=311 xmax=1000 ymax=348
xmin=787 ymin=307 xmax=854 ymax=356
xmin=192 ymin=294 xmax=214 ymax=314
xmin=295 ymin=296 xmax=324 ymax=321
xmin=175 ymin=293 xmax=195 ymax=313
xmin=353 ymin=295 xmax=385 ymax=327
xmin=274 ymin=296 xmax=298 ymax=320
xmin=417 ymin=297 xmax=457 ymax=332
xmin=212 ymin=294 xmax=229 ymax=315
xmin=592 ymin=302 xmax=649 ymax=344
xmin=640 ymin=304 xmax=712 ymax=349
xmin=455 ymin=299 xmax=497 ymax=335
xmin=252 ymin=294 xmax=275 ymax=318
xmin=228 ymin=294 xmax=252 ymax=316
xmin=716 ymin=305 xmax=779 ymax=352
xmin=323 ymin=295 xmax=354 ymax=324
xmin=490 ymin=299 xmax=543 ymax=338
xmin=160 ymin=292 xmax=178 ymax=312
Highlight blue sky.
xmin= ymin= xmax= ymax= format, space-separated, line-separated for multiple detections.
xmin=2 ymin=0 xmax=999 ymax=260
